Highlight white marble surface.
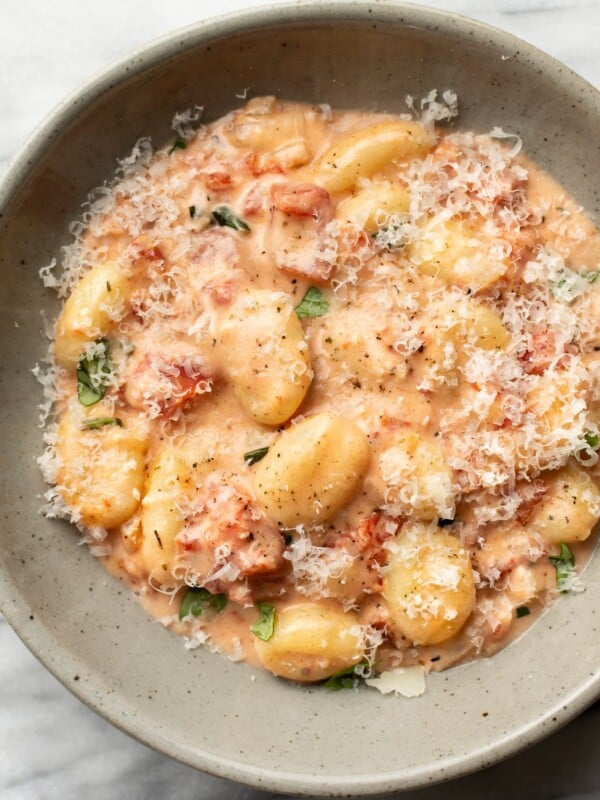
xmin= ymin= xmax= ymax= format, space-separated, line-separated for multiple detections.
xmin=3 ymin=0 xmax=600 ymax=797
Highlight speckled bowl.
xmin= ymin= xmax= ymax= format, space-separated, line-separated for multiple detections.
xmin=1 ymin=2 xmax=600 ymax=795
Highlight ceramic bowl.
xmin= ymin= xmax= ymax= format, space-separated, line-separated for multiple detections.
xmin=1 ymin=2 xmax=600 ymax=795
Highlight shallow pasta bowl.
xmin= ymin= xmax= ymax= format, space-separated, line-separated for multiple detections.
xmin=2 ymin=2 xmax=600 ymax=795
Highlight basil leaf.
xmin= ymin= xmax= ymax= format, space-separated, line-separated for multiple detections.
xmin=550 ymin=274 xmax=568 ymax=297
xmin=77 ymin=370 xmax=101 ymax=406
xmin=189 ymin=205 xmax=196 ymax=218
xmin=324 ymin=660 xmax=369 ymax=690
xmin=549 ymin=543 xmax=576 ymax=592
xmin=179 ymin=587 xmax=227 ymax=620
xmin=250 ymin=603 xmax=276 ymax=641
xmin=584 ymin=430 xmax=600 ymax=450
xmin=212 ymin=206 xmax=250 ymax=232
xmin=77 ymin=339 xmax=112 ymax=407
xmin=516 ymin=606 xmax=531 ymax=618
xmin=81 ymin=417 xmax=123 ymax=431
xmin=295 ymin=286 xmax=329 ymax=319
xmin=168 ymin=137 xmax=187 ymax=155
xmin=244 ymin=446 xmax=269 ymax=465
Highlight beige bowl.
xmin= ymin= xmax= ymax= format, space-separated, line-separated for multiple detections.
xmin=1 ymin=3 xmax=599 ymax=795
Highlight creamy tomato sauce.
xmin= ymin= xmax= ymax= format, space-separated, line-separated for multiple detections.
xmin=39 ymin=95 xmax=600 ymax=688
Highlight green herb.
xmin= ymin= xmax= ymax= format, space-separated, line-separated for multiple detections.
xmin=551 ymin=268 xmax=597 ymax=301
xmin=179 ymin=588 xmax=227 ymax=620
xmin=516 ymin=606 xmax=531 ymax=618
xmin=244 ymin=446 xmax=269 ymax=465
xmin=189 ymin=205 xmax=196 ymax=218
xmin=549 ymin=543 xmax=576 ymax=593
xmin=250 ymin=603 xmax=276 ymax=641
xmin=212 ymin=206 xmax=250 ymax=232
xmin=324 ymin=660 xmax=369 ymax=690
xmin=584 ymin=430 xmax=600 ymax=450
xmin=81 ymin=417 xmax=123 ymax=431
xmin=168 ymin=137 xmax=187 ymax=155
xmin=76 ymin=338 xmax=112 ymax=406
xmin=551 ymin=275 xmax=568 ymax=294
xmin=294 ymin=286 xmax=329 ymax=319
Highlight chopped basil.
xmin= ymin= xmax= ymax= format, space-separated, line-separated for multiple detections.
xmin=324 ymin=660 xmax=369 ymax=690
xmin=81 ymin=417 xmax=123 ymax=431
xmin=295 ymin=286 xmax=329 ymax=318
xmin=551 ymin=268 xmax=597 ymax=302
xmin=550 ymin=274 xmax=569 ymax=296
xmin=549 ymin=543 xmax=576 ymax=593
xmin=189 ymin=205 xmax=196 ymax=218
xmin=168 ymin=137 xmax=187 ymax=155
xmin=76 ymin=339 xmax=112 ymax=406
xmin=212 ymin=206 xmax=250 ymax=232
xmin=373 ymin=221 xmax=410 ymax=251
xmin=516 ymin=606 xmax=531 ymax=618
xmin=179 ymin=587 xmax=227 ymax=620
xmin=250 ymin=603 xmax=276 ymax=641
xmin=584 ymin=430 xmax=600 ymax=450
xmin=244 ymin=446 xmax=269 ymax=465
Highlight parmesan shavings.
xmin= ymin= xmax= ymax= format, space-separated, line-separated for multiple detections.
xmin=171 ymin=105 xmax=204 ymax=140
xmin=284 ymin=530 xmax=354 ymax=599
xmin=365 ymin=666 xmax=427 ymax=697
xmin=489 ymin=126 xmax=523 ymax=158
xmin=406 ymin=89 xmax=459 ymax=126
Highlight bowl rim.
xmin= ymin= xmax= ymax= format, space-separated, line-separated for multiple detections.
xmin=2 ymin=1 xmax=600 ymax=795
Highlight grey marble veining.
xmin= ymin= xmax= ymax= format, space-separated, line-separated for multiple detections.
xmin=3 ymin=1 xmax=600 ymax=798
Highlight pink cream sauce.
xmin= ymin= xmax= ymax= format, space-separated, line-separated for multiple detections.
xmin=49 ymin=98 xmax=600 ymax=679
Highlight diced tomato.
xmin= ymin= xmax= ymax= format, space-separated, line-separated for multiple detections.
xmin=245 ymin=152 xmax=284 ymax=177
xmin=520 ymin=327 xmax=559 ymax=375
xmin=270 ymin=182 xmax=332 ymax=221
xmin=127 ymin=235 xmax=165 ymax=266
xmin=203 ymin=171 xmax=234 ymax=191
xmin=330 ymin=513 xmax=395 ymax=593
xmin=177 ymin=480 xmax=285 ymax=602
xmin=157 ymin=363 xmax=212 ymax=417
xmin=124 ymin=352 xmax=213 ymax=418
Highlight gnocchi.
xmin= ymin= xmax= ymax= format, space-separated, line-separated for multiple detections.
xmin=383 ymin=524 xmax=476 ymax=646
xmin=139 ymin=449 xmax=192 ymax=585
xmin=54 ymin=261 xmax=131 ymax=369
xmin=254 ymin=602 xmax=365 ymax=682
xmin=254 ymin=412 xmax=370 ymax=527
xmin=408 ymin=216 xmax=509 ymax=293
xmin=56 ymin=403 xmax=147 ymax=529
xmin=335 ymin=182 xmax=410 ymax=234
xmin=528 ymin=461 xmax=600 ymax=544
xmin=40 ymin=96 xmax=600 ymax=687
xmin=309 ymin=120 xmax=433 ymax=193
xmin=217 ymin=289 xmax=313 ymax=425
xmin=372 ymin=432 xmax=455 ymax=521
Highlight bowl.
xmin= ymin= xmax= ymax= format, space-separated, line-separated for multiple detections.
xmin=2 ymin=2 xmax=600 ymax=795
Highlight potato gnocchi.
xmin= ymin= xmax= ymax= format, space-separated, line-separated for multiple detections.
xmin=39 ymin=95 xmax=600 ymax=688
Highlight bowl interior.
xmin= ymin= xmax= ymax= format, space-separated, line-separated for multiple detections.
xmin=1 ymin=3 xmax=600 ymax=795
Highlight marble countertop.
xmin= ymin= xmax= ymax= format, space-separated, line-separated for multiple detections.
xmin=3 ymin=1 xmax=600 ymax=798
